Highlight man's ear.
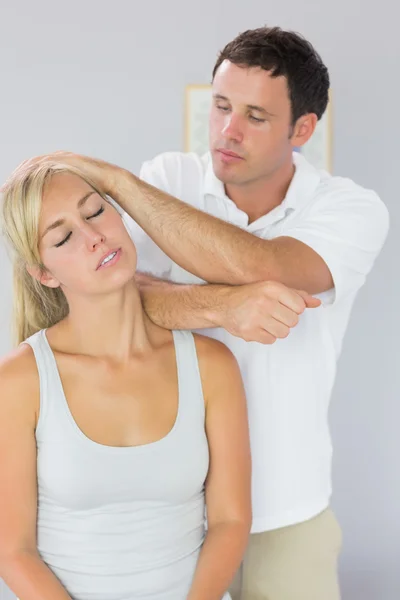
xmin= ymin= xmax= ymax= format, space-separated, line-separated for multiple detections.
xmin=26 ymin=264 xmax=60 ymax=289
xmin=290 ymin=113 xmax=318 ymax=149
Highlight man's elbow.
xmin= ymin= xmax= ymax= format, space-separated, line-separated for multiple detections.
xmin=208 ymin=263 xmax=268 ymax=286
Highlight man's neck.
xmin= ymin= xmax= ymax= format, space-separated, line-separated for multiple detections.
xmin=225 ymin=160 xmax=295 ymax=225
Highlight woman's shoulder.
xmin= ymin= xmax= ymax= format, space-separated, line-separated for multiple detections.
xmin=192 ymin=332 xmax=237 ymax=364
xmin=0 ymin=343 xmax=39 ymax=416
xmin=192 ymin=333 xmax=242 ymax=401
xmin=0 ymin=342 xmax=38 ymax=376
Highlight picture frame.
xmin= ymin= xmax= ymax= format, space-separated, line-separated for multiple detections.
xmin=184 ymin=84 xmax=213 ymax=156
xmin=297 ymin=90 xmax=333 ymax=172
xmin=184 ymin=84 xmax=333 ymax=172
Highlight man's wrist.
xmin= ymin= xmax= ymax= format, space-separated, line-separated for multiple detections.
xmin=106 ymin=164 xmax=132 ymax=201
xmin=203 ymin=285 xmax=233 ymax=328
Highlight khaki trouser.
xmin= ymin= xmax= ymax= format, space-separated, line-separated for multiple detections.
xmin=229 ymin=508 xmax=342 ymax=600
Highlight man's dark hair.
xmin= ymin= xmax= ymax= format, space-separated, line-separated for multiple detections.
xmin=212 ymin=26 xmax=330 ymax=125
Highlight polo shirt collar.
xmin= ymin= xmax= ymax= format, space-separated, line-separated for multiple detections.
xmin=203 ymin=153 xmax=226 ymax=199
xmin=284 ymin=152 xmax=321 ymax=211
xmin=203 ymin=151 xmax=322 ymax=216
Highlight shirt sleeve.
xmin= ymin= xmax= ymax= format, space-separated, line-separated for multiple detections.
xmin=282 ymin=181 xmax=390 ymax=305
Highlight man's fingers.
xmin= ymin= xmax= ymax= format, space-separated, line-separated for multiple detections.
xmin=271 ymin=286 xmax=306 ymax=314
xmin=296 ymin=290 xmax=322 ymax=308
xmin=272 ymin=303 xmax=300 ymax=328
xmin=1 ymin=152 xmax=83 ymax=195
xmin=264 ymin=282 xmax=322 ymax=312
xmin=260 ymin=318 xmax=291 ymax=340
xmin=254 ymin=329 xmax=277 ymax=345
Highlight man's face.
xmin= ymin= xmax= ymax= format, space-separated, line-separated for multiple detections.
xmin=209 ymin=60 xmax=296 ymax=187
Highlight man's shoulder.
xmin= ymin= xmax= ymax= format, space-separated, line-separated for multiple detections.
xmin=140 ymin=151 xmax=209 ymax=190
xmin=311 ymin=170 xmax=387 ymax=215
xmin=139 ymin=151 xmax=210 ymax=206
xmin=295 ymin=171 xmax=390 ymax=243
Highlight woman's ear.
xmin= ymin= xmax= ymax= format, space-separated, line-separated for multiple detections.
xmin=26 ymin=264 xmax=60 ymax=289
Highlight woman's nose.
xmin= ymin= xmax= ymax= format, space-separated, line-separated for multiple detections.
xmin=83 ymin=225 xmax=105 ymax=250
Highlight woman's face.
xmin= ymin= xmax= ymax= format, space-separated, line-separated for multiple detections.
xmin=36 ymin=172 xmax=138 ymax=297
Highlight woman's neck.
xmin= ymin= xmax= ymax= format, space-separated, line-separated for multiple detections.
xmin=48 ymin=281 xmax=158 ymax=362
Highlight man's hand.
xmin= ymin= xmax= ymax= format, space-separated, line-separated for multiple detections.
xmin=214 ymin=281 xmax=321 ymax=344
xmin=2 ymin=152 xmax=121 ymax=197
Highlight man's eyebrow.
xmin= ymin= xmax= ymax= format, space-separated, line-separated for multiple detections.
xmin=42 ymin=191 xmax=95 ymax=238
xmin=213 ymin=94 xmax=276 ymax=117
xmin=213 ymin=93 xmax=229 ymax=102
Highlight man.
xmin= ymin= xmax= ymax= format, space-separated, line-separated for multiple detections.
xmin=25 ymin=26 xmax=389 ymax=600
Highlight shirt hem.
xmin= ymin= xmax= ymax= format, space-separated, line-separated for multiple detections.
xmin=250 ymin=496 xmax=331 ymax=533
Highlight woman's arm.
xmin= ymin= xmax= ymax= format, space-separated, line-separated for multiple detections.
xmin=187 ymin=335 xmax=252 ymax=600
xmin=0 ymin=346 xmax=73 ymax=600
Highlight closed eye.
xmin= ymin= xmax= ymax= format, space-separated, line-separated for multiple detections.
xmin=55 ymin=205 xmax=105 ymax=247
xmin=87 ymin=206 xmax=105 ymax=220
xmin=55 ymin=232 xmax=72 ymax=247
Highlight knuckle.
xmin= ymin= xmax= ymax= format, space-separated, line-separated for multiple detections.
xmin=294 ymin=301 xmax=305 ymax=314
xmin=264 ymin=280 xmax=279 ymax=294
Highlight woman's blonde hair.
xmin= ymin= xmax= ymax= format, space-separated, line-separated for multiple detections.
xmin=1 ymin=161 xmax=107 ymax=345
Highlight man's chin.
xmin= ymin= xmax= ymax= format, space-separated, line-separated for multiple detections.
xmin=212 ymin=162 xmax=241 ymax=185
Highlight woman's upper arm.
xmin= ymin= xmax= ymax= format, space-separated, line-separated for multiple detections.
xmin=195 ymin=335 xmax=252 ymax=529
xmin=0 ymin=345 xmax=40 ymax=561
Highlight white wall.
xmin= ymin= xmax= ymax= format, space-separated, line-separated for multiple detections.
xmin=0 ymin=1 xmax=398 ymax=598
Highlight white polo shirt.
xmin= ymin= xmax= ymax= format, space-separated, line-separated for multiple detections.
xmin=124 ymin=151 xmax=389 ymax=533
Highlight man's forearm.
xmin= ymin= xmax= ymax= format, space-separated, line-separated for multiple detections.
xmin=34 ymin=153 xmax=330 ymax=293
xmin=112 ymin=169 xmax=281 ymax=286
xmin=136 ymin=273 xmax=229 ymax=330
xmin=136 ymin=273 xmax=322 ymax=345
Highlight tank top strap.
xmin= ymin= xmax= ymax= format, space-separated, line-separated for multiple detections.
xmin=22 ymin=329 xmax=61 ymax=437
xmin=171 ymin=330 xmax=205 ymax=421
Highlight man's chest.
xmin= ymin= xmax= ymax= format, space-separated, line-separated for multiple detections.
xmin=202 ymin=194 xmax=298 ymax=240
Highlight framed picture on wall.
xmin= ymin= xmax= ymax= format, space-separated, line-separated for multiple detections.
xmin=184 ymin=84 xmax=333 ymax=172
xmin=297 ymin=91 xmax=333 ymax=172
xmin=184 ymin=84 xmax=213 ymax=156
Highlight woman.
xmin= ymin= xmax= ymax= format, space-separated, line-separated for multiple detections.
xmin=0 ymin=161 xmax=251 ymax=600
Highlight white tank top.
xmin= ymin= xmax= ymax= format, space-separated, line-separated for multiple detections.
xmin=24 ymin=329 xmax=229 ymax=600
